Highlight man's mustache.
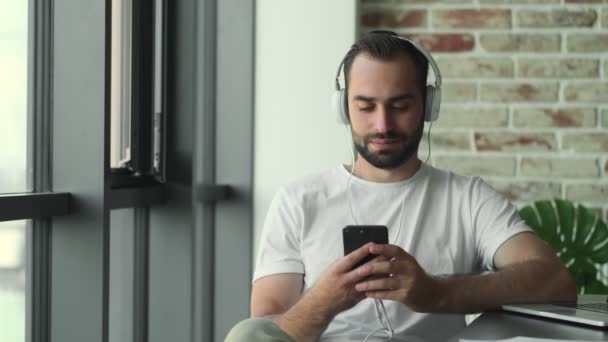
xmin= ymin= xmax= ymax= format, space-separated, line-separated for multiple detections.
xmin=364 ymin=132 xmax=406 ymax=141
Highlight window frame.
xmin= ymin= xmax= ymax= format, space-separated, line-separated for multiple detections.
xmin=8 ymin=0 xmax=255 ymax=342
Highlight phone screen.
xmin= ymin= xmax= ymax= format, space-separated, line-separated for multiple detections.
xmin=343 ymin=225 xmax=388 ymax=270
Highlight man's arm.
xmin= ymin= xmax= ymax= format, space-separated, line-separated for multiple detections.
xmin=251 ymin=273 xmax=304 ymax=317
xmin=355 ymin=233 xmax=576 ymax=314
xmin=251 ymin=243 xmax=380 ymax=342
xmin=433 ymin=232 xmax=576 ymax=313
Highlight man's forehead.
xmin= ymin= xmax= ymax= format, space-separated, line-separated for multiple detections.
xmin=348 ymin=52 xmax=419 ymax=84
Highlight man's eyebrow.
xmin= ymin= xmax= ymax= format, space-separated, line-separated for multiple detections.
xmin=353 ymin=95 xmax=375 ymax=102
xmin=352 ymin=94 xmax=415 ymax=102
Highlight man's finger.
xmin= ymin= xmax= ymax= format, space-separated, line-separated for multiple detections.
xmin=353 ymin=260 xmax=390 ymax=278
xmin=342 ymin=255 xmax=388 ymax=284
xmin=365 ymin=290 xmax=399 ymax=301
xmin=369 ymin=244 xmax=412 ymax=260
xmin=335 ymin=242 xmax=375 ymax=273
xmin=355 ymin=276 xmax=398 ymax=292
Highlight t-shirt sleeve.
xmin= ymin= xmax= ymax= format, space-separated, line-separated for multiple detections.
xmin=253 ymin=187 xmax=305 ymax=283
xmin=470 ymin=177 xmax=533 ymax=271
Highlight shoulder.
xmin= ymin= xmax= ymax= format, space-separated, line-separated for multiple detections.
xmin=278 ymin=165 xmax=344 ymax=200
xmin=424 ymin=165 xmax=501 ymax=204
xmin=425 ymin=164 xmax=483 ymax=190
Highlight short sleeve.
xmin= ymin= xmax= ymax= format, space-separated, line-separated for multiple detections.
xmin=470 ymin=178 xmax=533 ymax=271
xmin=253 ymin=187 xmax=305 ymax=283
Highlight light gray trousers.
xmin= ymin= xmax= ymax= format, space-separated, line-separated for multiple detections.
xmin=224 ymin=318 xmax=296 ymax=342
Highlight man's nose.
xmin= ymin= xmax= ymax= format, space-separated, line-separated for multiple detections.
xmin=373 ymin=106 xmax=393 ymax=132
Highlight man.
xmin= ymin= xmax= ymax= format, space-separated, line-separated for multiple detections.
xmin=226 ymin=31 xmax=576 ymax=342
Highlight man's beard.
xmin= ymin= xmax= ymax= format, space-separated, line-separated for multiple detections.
xmin=352 ymin=122 xmax=424 ymax=170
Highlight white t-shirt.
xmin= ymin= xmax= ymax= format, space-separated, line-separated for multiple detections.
xmin=254 ymin=164 xmax=532 ymax=341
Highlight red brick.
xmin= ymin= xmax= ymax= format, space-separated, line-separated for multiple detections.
xmin=567 ymin=34 xmax=608 ymax=52
xmin=565 ymin=0 xmax=604 ymax=3
xmin=480 ymin=33 xmax=560 ymax=52
xmin=363 ymin=0 xmax=473 ymax=3
xmin=564 ymin=82 xmax=608 ymax=102
xmin=442 ymin=82 xmax=477 ymax=103
xmin=486 ymin=180 xmax=561 ymax=202
xmin=562 ymin=133 xmax=608 ymax=153
xmin=480 ymin=82 xmax=559 ymax=102
xmin=432 ymin=9 xmax=510 ymax=29
xmin=566 ymin=184 xmax=608 ymax=203
xmin=520 ymin=157 xmax=600 ymax=178
xmin=518 ymin=58 xmax=599 ymax=78
xmin=434 ymin=106 xmax=508 ymax=128
xmin=513 ymin=107 xmax=597 ymax=128
xmin=517 ymin=9 xmax=597 ymax=28
xmin=475 ymin=132 xmax=557 ymax=152
xmin=361 ymin=10 xmax=427 ymax=28
xmin=403 ymin=34 xmax=474 ymax=52
xmin=436 ymin=57 xmax=514 ymax=78
xmin=434 ymin=156 xmax=516 ymax=176
xmin=480 ymin=0 xmax=559 ymax=3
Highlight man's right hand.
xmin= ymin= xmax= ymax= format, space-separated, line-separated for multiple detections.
xmin=307 ymin=242 xmax=386 ymax=317
xmin=253 ymin=242 xmax=385 ymax=342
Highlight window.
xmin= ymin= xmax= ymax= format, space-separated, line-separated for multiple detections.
xmin=110 ymin=0 xmax=166 ymax=184
xmin=0 ymin=1 xmax=29 ymax=194
xmin=0 ymin=1 xmax=254 ymax=341
xmin=0 ymin=220 xmax=26 ymax=342
xmin=0 ymin=1 xmax=29 ymax=341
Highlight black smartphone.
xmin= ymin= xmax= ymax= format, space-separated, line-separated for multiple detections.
xmin=342 ymin=225 xmax=389 ymax=270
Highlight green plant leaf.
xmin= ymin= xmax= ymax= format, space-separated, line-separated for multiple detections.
xmin=590 ymin=219 xmax=608 ymax=246
xmin=519 ymin=199 xmax=608 ymax=294
xmin=555 ymin=199 xmax=574 ymax=236
xmin=575 ymin=205 xmax=596 ymax=249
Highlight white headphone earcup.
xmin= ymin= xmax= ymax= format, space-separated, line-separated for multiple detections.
xmin=425 ymin=85 xmax=440 ymax=122
xmin=332 ymin=89 xmax=350 ymax=125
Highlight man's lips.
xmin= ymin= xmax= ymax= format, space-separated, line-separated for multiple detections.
xmin=369 ymin=138 xmax=400 ymax=146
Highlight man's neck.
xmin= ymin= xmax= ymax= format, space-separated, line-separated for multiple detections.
xmin=351 ymin=156 xmax=422 ymax=183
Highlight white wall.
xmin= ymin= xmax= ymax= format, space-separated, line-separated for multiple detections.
xmin=254 ymin=1 xmax=358 ymax=258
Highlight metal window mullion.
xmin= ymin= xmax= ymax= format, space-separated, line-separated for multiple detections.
xmin=133 ymin=207 xmax=149 ymax=342
xmin=192 ymin=0 xmax=218 ymax=340
xmin=27 ymin=0 xmax=55 ymax=342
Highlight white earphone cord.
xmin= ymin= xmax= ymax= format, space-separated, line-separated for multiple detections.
xmin=345 ymin=123 xmax=432 ymax=342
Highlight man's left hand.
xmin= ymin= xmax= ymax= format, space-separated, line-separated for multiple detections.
xmin=353 ymin=243 xmax=442 ymax=312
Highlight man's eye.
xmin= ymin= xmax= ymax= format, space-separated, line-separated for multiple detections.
xmin=392 ymin=102 xmax=410 ymax=111
xmin=358 ymin=107 xmax=374 ymax=112
xmin=393 ymin=105 xmax=409 ymax=111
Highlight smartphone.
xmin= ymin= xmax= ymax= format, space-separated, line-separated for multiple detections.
xmin=342 ymin=225 xmax=389 ymax=270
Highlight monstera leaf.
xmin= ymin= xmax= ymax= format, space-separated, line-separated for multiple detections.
xmin=519 ymin=199 xmax=608 ymax=294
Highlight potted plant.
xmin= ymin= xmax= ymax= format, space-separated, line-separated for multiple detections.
xmin=519 ymin=199 xmax=608 ymax=294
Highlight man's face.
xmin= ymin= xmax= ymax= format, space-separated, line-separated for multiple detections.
xmin=347 ymin=52 xmax=425 ymax=170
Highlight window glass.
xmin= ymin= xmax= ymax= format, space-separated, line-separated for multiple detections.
xmin=110 ymin=0 xmax=133 ymax=169
xmin=109 ymin=209 xmax=135 ymax=342
xmin=0 ymin=1 xmax=29 ymax=193
xmin=0 ymin=220 xmax=26 ymax=342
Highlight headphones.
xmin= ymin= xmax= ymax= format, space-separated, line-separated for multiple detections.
xmin=332 ymin=35 xmax=442 ymax=124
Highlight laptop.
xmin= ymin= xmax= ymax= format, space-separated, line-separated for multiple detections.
xmin=502 ymin=295 xmax=608 ymax=328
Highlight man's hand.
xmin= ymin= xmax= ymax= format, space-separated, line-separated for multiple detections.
xmin=273 ymin=242 xmax=387 ymax=342
xmin=307 ymin=242 xmax=387 ymax=316
xmin=353 ymin=243 xmax=441 ymax=312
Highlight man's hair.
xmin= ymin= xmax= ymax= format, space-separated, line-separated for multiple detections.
xmin=343 ymin=30 xmax=429 ymax=99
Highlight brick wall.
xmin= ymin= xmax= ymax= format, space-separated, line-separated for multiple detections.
xmin=360 ymin=0 xmax=608 ymax=220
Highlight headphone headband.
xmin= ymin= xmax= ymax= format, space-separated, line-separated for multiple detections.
xmin=334 ymin=36 xmax=441 ymax=92
xmin=333 ymin=34 xmax=442 ymax=123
